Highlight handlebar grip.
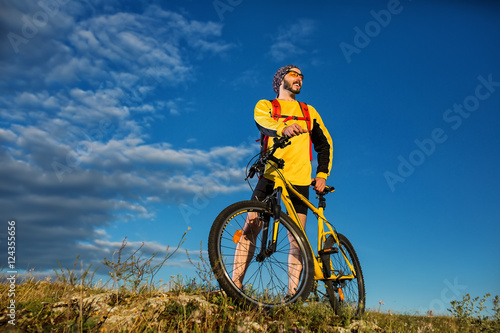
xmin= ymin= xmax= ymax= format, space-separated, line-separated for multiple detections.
xmin=247 ymin=166 xmax=256 ymax=179
xmin=311 ymin=180 xmax=335 ymax=195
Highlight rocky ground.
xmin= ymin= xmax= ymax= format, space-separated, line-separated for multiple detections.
xmin=1 ymin=289 xmax=384 ymax=332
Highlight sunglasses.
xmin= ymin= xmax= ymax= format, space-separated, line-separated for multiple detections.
xmin=287 ymin=70 xmax=304 ymax=79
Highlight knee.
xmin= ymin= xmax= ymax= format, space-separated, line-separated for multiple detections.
xmin=243 ymin=215 xmax=262 ymax=236
xmin=244 ymin=221 xmax=261 ymax=236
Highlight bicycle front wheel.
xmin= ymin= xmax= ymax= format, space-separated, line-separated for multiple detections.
xmin=208 ymin=200 xmax=314 ymax=309
xmin=324 ymin=233 xmax=365 ymax=316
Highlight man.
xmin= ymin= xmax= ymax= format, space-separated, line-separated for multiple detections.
xmin=233 ymin=65 xmax=333 ymax=294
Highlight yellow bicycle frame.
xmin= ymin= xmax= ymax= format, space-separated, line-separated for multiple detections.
xmin=271 ymin=175 xmax=357 ymax=282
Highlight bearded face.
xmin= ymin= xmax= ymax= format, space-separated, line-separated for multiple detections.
xmin=282 ymin=70 xmax=302 ymax=94
xmin=283 ymin=78 xmax=301 ymax=94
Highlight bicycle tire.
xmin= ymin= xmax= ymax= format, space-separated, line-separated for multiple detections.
xmin=324 ymin=233 xmax=365 ymax=316
xmin=208 ymin=200 xmax=314 ymax=309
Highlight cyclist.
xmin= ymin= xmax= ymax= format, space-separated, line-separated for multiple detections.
xmin=233 ymin=65 xmax=333 ymax=294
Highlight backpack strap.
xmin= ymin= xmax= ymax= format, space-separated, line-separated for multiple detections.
xmin=298 ymin=101 xmax=313 ymax=161
xmin=261 ymin=99 xmax=313 ymax=161
xmin=271 ymin=99 xmax=281 ymax=120
xmin=259 ymin=99 xmax=281 ymax=155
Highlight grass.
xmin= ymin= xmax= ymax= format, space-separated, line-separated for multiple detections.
xmin=2 ymin=277 xmax=499 ymax=332
xmin=0 ymin=276 xmax=333 ymax=332
xmin=1 ymin=236 xmax=499 ymax=332
xmin=366 ymin=311 xmax=500 ymax=333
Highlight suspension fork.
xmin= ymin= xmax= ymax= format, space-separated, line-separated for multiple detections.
xmin=255 ymin=187 xmax=282 ymax=262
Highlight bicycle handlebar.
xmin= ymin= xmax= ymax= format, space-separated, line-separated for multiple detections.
xmin=246 ymin=136 xmax=335 ymax=202
xmin=271 ymin=136 xmax=291 ymax=150
xmin=246 ymin=136 xmax=290 ymax=180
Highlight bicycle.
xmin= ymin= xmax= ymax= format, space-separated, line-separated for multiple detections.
xmin=208 ymin=136 xmax=365 ymax=315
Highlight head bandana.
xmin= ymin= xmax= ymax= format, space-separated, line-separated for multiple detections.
xmin=273 ymin=65 xmax=299 ymax=94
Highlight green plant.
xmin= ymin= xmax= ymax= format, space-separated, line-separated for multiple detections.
xmin=102 ymin=229 xmax=189 ymax=298
xmin=449 ymin=293 xmax=475 ymax=321
xmin=53 ymin=255 xmax=99 ymax=288
xmin=448 ymin=293 xmax=500 ymax=332
xmin=186 ymin=241 xmax=218 ymax=293
xmin=494 ymin=295 xmax=500 ymax=321
xmin=448 ymin=293 xmax=493 ymax=321
xmin=167 ymin=274 xmax=199 ymax=294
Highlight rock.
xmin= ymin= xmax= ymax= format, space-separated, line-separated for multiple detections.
xmin=48 ymin=291 xmax=217 ymax=331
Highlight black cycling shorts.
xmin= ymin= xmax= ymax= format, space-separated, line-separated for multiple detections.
xmin=250 ymin=177 xmax=309 ymax=215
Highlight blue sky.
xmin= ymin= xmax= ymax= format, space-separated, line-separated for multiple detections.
xmin=1 ymin=0 xmax=499 ymax=314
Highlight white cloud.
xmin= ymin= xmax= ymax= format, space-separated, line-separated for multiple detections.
xmin=0 ymin=1 xmax=239 ymax=273
xmin=1 ymin=1 xmax=233 ymax=122
xmin=269 ymin=19 xmax=317 ymax=62
xmin=165 ymin=98 xmax=190 ymax=116
xmin=15 ymin=92 xmax=40 ymax=106
xmin=0 ymin=129 xmax=17 ymax=142
xmin=231 ymin=68 xmax=262 ymax=89
xmin=0 ymin=116 xmax=253 ymax=271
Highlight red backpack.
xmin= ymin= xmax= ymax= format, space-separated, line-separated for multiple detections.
xmin=260 ymin=99 xmax=313 ymax=161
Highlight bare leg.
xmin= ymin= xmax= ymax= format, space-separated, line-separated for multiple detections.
xmin=232 ymin=212 xmax=262 ymax=289
xmin=287 ymin=213 xmax=307 ymax=295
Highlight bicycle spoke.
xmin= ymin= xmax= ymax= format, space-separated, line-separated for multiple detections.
xmin=324 ymin=233 xmax=365 ymax=316
xmin=209 ymin=201 xmax=314 ymax=308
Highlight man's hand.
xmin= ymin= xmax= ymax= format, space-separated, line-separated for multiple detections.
xmin=283 ymin=123 xmax=308 ymax=137
xmin=311 ymin=177 xmax=326 ymax=193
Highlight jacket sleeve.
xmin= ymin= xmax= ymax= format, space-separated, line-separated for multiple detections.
xmin=310 ymin=107 xmax=333 ymax=180
xmin=254 ymin=100 xmax=286 ymax=137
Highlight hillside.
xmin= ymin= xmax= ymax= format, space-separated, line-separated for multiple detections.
xmin=1 ymin=279 xmax=499 ymax=332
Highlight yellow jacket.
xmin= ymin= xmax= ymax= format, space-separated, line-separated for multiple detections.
xmin=255 ymin=99 xmax=333 ymax=185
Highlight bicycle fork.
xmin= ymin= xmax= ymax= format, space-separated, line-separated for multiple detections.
xmin=255 ymin=187 xmax=282 ymax=262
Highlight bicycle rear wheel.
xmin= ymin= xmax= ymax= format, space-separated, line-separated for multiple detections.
xmin=208 ymin=200 xmax=314 ymax=309
xmin=324 ymin=233 xmax=365 ymax=316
